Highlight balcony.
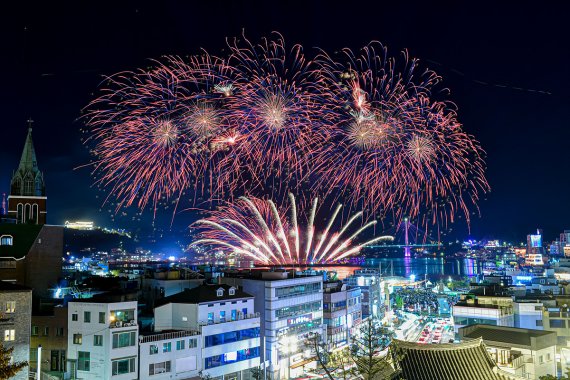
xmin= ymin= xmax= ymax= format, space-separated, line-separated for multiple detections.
xmin=199 ymin=312 xmax=260 ymax=327
xmin=109 ymin=320 xmax=137 ymax=329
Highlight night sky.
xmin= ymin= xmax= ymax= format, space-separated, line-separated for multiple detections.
xmin=1 ymin=1 xmax=568 ymax=242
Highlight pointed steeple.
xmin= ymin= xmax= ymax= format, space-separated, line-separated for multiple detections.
xmin=10 ymin=119 xmax=45 ymax=197
xmin=17 ymin=119 xmax=39 ymax=174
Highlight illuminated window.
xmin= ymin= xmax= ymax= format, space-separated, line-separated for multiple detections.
xmin=5 ymin=301 xmax=15 ymax=313
xmin=73 ymin=334 xmax=82 ymax=344
xmin=229 ymin=287 xmax=236 ymax=296
xmin=0 ymin=236 xmax=13 ymax=246
xmin=4 ymin=330 xmax=15 ymax=342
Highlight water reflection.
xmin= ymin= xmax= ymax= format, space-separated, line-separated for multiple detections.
xmin=298 ymin=258 xmax=485 ymax=280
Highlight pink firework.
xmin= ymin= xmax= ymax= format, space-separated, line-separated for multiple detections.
xmin=222 ymin=33 xmax=334 ymax=193
xmin=83 ymin=54 xmax=234 ymax=211
xmin=314 ymin=42 xmax=488 ymax=230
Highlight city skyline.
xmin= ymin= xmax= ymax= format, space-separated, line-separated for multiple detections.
xmin=0 ymin=1 xmax=568 ymax=242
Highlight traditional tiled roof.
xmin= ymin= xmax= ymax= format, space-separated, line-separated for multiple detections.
xmin=394 ymin=339 xmax=525 ymax=380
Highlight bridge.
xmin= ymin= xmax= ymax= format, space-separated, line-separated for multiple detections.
xmin=367 ymin=218 xmax=441 ymax=257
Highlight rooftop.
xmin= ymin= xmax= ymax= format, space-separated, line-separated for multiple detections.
xmin=156 ymin=284 xmax=252 ymax=306
xmin=395 ymin=338 xmax=524 ymax=380
xmin=459 ymin=324 xmax=556 ymax=350
xmin=0 ymin=224 xmax=43 ymax=259
xmin=223 ymin=269 xmax=322 ymax=281
xmin=0 ymin=281 xmax=31 ymax=292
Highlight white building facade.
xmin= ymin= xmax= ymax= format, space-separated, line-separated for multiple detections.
xmin=139 ymin=330 xmax=201 ymax=379
xmin=67 ymin=300 xmax=138 ymax=380
xmin=154 ymin=284 xmax=261 ymax=380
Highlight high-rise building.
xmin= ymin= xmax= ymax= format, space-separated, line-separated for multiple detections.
xmin=7 ymin=122 xmax=46 ymax=225
xmin=222 ymin=271 xmax=324 ymax=379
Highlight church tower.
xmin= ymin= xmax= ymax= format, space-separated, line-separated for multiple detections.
xmin=7 ymin=120 xmax=47 ymax=224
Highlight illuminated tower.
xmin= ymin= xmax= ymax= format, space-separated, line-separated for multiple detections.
xmin=404 ymin=217 xmax=411 ymax=257
xmin=7 ymin=120 xmax=47 ymax=224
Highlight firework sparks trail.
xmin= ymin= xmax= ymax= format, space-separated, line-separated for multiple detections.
xmin=190 ymin=194 xmax=394 ymax=265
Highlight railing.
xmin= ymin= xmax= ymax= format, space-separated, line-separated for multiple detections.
xmin=140 ymin=330 xmax=200 ymax=343
xmin=109 ymin=320 xmax=138 ymax=329
xmin=199 ymin=312 xmax=260 ymax=327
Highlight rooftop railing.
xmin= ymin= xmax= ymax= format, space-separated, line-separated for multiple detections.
xmin=140 ymin=330 xmax=200 ymax=344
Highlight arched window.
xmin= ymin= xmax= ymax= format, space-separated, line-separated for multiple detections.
xmin=12 ymin=178 xmax=21 ymax=195
xmin=35 ymin=178 xmax=42 ymax=195
xmin=16 ymin=204 xmax=23 ymax=224
xmin=32 ymin=204 xmax=39 ymax=224
xmin=24 ymin=178 xmax=34 ymax=196
xmin=0 ymin=236 xmax=13 ymax=246
xmin=24 ymin=204 xmax=31 ymax=223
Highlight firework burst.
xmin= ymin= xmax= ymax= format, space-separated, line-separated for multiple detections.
xmin=223 ymin=33 xmax=334 ymax=189
xmin=190 ymin=194 xmax=393 ymax=265
xmin=83 ymin=53 xmax=234 ymax=211
xmin=83 ymin=34 xmax=488 ymax=232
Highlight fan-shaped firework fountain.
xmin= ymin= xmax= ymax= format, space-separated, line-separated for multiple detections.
xmin=190 ymin=194 xmax=394 ymax=266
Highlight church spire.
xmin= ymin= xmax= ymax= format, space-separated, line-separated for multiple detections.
xmin=16 ymin=119 xmax=39 ymax=174
xmin=7 ymin=119 xmax=47 ymax=224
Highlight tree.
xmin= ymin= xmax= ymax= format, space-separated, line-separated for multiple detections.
xmin=539 ymin=370 xmax=570 ymax=380
xmin=308 ymin=333 xmax=353 ymax=380
xmin=310 ymin=318 xmax=403 ymax=380
xmin=350 ymin=318 xmax=394 ymax=380
xmin=0 ymin=343 xmax=27 ymax=380
xmin=250 ymin=366 xmax=262 ymax=380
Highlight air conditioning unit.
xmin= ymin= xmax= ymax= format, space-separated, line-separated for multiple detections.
xmin=116 ymin=321 xmax=123 ymax=327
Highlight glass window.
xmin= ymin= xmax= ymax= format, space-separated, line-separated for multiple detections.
xmin=5 ymin=301 xmax=15 ymax=313
xmin=78 ymin=351 xmax=90 ymax=371
xmin=43 ymin=327 xmax=49 ymax=336
xmin=73 ymin=334 xmax=82 ymax=344
xmin=112 ymin=357 xmax=135 ymax=376
xmin=112 ymin=331 xmax=136 ymax=348
xmin=208 ymin=312 xmax=214 ymax=324
xmin=56 ymin=327 xmax=64 ymax=337
xmin=72 ymin=313 xmax=78 ymax=322
xmin=204 ymin=327 xmax=261 ymax=347
xmin=110 ymin=309 xmax=135 ymax=323
xmin=31 ymin=326 xmax=39 ymax=336
xmin=149 ymin=345 xmax=158 ymax=355
xmin=94 ymin=335 xmax=103 ymax=346
xmin=176 ymin=340 xmax=185 ymax=350
xmin=220 ymin=311 xmax=226 ymax=322
xmin=275 ymin=283 xmax=321 ymax=298
xmin=163 ymin=342 xmax=172 ymax=353
xmin=99 ymin=312 xmax=105 ymax=324
xmin=149 ymin=361 xmax=171 ymax=375
xmin=0 ymin=236 xmax=13 ymax=246
xmin=4 ymin=330 xmax=14 ymax=341
xmin=188 ymin=338 xmax=197 ymax=348
xmin=84 ymin=311 xmax=91 ymax=323
xmin=204 ymin=347 xmax=260 ymax=369
xmin=550 ymin=319 xmax=566 ymax=328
